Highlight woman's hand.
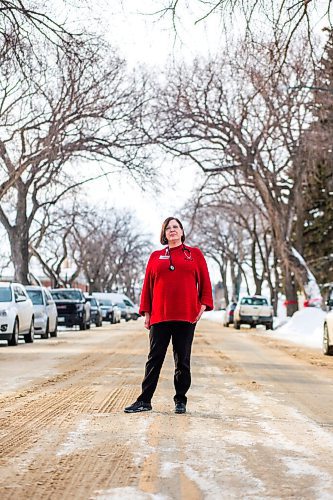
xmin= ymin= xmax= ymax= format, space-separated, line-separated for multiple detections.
xmin=144 ymin=312 xmax=151 ymax=330
xmin=194 ymin=305 xmax=206 ymax=323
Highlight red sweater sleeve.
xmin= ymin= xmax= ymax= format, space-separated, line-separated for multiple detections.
xmin=196 ymin=248 xmax=214 ymax=311
xmin=139 ymin=253 xmax=154 ymax=315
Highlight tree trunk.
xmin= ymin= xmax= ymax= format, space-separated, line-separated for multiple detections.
xmin=250 ymin=240 xmax=263 ymax=295
xmin=219 ymin=263 xmax=229 ymax=307
xmin=8 ymin=226 xmax=30 ymax=284
xmin=230 ymin=262 xmax=243 ymax=300
xmin=90 ymin=282 xmax=102 ymax=293
xmin=284 ymin=270 xmax=298 ymax=317
xmin=275 ymin=229 xmax=299 ymax=316
xmin=268 ymin=253 xmax=280 ymax=316
xmin=274 ymin=219 xmax=322 ymax=313
xmin=52 ymin=275 xmax=63 ymax=289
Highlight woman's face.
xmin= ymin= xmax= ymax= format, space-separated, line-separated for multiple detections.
xmin=165 ymin=219 xmax=183 ymax=246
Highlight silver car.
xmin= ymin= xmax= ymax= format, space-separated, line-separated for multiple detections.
xmin=92 ymin=293 xmax=121 ymax=324
xmin=26 ymin=286 xmax=58 ymax=339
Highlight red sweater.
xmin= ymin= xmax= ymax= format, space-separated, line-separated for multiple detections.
xmin=139 ymin=244 xmax=213 ymax=326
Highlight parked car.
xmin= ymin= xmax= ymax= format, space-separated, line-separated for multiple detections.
xmin=115 ymin=297 xmax=139 ymax=322
xmin=223 ymin=302 xmax=237 ymax=327
xmin=26 ymin=286 xmax=58 ymax=338
xmin=85 ymin=296 xmax=103 ymax=327
xmin=116 ymin=300 xmax=132 ymax=322
xmin=112 ymin=303 xmax=121 ymax=323
xmin=0 ymin=282 xmax=34 ymax=345
xmin=323 ymin=290 xmax=333 ymax=355
xmin=50 ymin=288 xmax=91 ymax=330
xmin=91 ymin=293 xmax=121 ymax=324
xmin=122 ymin=297 xmax=140 ymax=320
xmin=93 ymin=292 xmax=121 ymax=324
xmin=233 ymin=295 xmax=273 ymax=330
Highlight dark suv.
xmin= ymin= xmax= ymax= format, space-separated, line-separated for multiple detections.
xmin=50 ymin=288 xmax=91 ymax=330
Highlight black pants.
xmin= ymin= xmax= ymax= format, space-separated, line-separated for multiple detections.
xmin=137 ymin=321 xmax=196 ymax=404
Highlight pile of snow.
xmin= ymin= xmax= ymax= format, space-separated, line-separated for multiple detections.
xmin=202 ymin=308 xmax=327 ymax=350
xmin=271 ymin=308 xmax=326 ymax=349
xmin=202 ymin=310 xmax=225 ymax=323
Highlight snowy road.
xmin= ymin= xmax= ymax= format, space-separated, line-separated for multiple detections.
xmin=0 ymin=320 xmax=333 ymax=499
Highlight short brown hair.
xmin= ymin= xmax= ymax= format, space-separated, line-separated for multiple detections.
xmin=160 ymin=217 xmax=185 ymax=245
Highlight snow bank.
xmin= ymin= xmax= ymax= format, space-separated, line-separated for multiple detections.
xmin=202 ymin=310 xmax=225 ymax=323
xmin=271 ymin=308 xmax=326 ymax=349
xmin=202 ymin=308 xmax=327 ymax=350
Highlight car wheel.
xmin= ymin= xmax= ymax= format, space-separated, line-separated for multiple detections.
xmin=24 ymin=319 xmax=35 ymax=343
xmin=79 ymin=314 xmax=87 ymax=330
xmin=41 ymin=320 xmax=50 ymax=339
xmin=8 ymin=318 xmax=19 ymax=346
xmin=266 ymin=322 xmax=273 ymax=331
xmin=234 ymin=321 xmax=240 ymax=330
xmin=323 ymin=323 xmax=333 ymax=355
xmin=50 ymin=320 xmax=58 ymax=338
xmin=86 ymin=321 xmax=91 ymax=330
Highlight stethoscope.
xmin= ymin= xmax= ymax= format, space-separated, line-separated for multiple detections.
xmin=166 ymin=244 xmax=193 ymax=271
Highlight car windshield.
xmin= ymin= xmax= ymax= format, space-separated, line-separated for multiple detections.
xmin=27 ymin=290 xmax=43 ymax=305
xmin=116 ymin=302 xmax=125 ymax=308
xmin=0 ymin=287 xmax=12 ymax=302
xmin=99 ymin=299 xmax=112 ymax=306
xmin=241 ymin=297 xmax=268 ymax=306
xmin=51 ymin=290 xmax=82 ymax=300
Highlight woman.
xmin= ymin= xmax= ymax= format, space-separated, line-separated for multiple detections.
xmin=124 ymin=217 xmax=213 ymax=414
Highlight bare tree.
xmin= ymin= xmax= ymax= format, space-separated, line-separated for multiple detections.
xmin=150 ymin=0 xmax=332 ymax=66
xmin=149 ymin=41 xmax=321 ymax=315
xmin=29 ymin=203 xmax=84 ymax=288
xmin=31 ymin=203 xmax=152 ymax=296
xmin=0 ymin=0 xmax=84 ymax=66
xmin=71 ymin=209 xmax=153 ymax=296
xmin=184 ymin=184 xmax=280 ymax=311
xmin=0 ymin=36 xmax=152 ymax=283
xmin=184 ymin=202 xmax=250 ymax=305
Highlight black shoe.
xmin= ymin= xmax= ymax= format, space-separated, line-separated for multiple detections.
xmin=124 ymin=400 xmax=152 ymax=413
xmin=175 ymin=402 xmax=186 ymax=414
